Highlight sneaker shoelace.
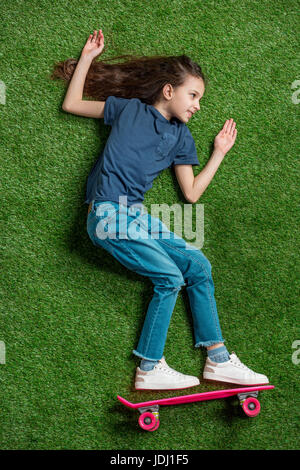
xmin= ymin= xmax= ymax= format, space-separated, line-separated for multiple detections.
xmin=155 ymin=363 xmax=183 ymax=376
xmin=229 ymin=353 xmax=256 ymax=376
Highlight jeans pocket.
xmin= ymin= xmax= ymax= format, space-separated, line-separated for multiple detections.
xmin=95 ymin=207 xmax=120 ymax=241
xmin=94 ymin=202 xmax=121 ymax=222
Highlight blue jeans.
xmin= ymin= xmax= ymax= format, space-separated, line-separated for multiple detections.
xmin=86 ymin=199 xmax=225 ymax=361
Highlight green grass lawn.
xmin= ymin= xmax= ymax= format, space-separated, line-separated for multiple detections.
xmin=0 ymin=0 xmax=299 ymax=450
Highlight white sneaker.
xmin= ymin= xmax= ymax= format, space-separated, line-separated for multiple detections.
xmin=135 ymin=357 xmax=200 ymax=390
xmin=203 ymin=352 xmax=269 ymax=386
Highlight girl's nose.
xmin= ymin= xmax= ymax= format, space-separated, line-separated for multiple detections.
xmin=194 ymin=101 xmax=200 ymax=111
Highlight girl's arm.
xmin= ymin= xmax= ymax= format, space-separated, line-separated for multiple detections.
xmin=174 ymin=149 xmax=224 ymax=203
xmin=62 ymin=29 xmax=105 ymax=117
xmin=62 ymin=55 xmax=93 ymax=109
xmin=175 ymin=119 xmax=237 ymax=203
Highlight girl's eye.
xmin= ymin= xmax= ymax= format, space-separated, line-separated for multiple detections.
xmin=191 ymin=93 xmax=196 ymax=97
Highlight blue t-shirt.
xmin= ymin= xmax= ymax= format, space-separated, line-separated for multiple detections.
xmin=85 ymin=96 xmax=200 ymax=206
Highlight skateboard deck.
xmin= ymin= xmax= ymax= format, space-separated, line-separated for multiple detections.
xmin=117 ymin=385 xmax=274 ymax=431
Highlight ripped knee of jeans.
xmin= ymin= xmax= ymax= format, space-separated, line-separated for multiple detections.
xmin=172 ymin=280 xmax=186 ymax=292
xmin=154 ymin=279 xmax=186 ymax=292
xmin=172 ymin=281 xmax=186 ymax=292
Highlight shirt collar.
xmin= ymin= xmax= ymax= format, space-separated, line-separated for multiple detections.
xmin=148 ymin=104 xmax=172 ymax=123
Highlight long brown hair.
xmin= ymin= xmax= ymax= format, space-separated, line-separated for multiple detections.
xmin=50 ymin=53 xmax=207 ymax=105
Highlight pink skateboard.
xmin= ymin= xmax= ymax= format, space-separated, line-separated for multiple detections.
xmin=117 ymin=385 xmax=274 ymax=431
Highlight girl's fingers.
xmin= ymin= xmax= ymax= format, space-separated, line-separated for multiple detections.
xmin=88 ymin=29 xmax=103 ymax=44
xmin=230 ymin=121 xmax=236 ymax=135
xmin=223 ymin=119 xmax=231 ymax=133
xmin=224 ymin=118 xmax=236 ymax=134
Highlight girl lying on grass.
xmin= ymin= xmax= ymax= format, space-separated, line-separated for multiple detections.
xmin=51 ymin=29 xmax=269 ymax=390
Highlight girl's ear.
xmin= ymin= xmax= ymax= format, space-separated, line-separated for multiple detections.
xmin=163 ymin=83 xmax=175 ymax=100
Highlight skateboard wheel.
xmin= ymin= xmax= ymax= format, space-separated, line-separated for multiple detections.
xmin=138 ymin=412 xmax=158 ymax=431
xmin=148 ymin=419 xmax=160 ymax=432
xmin=242 ymin=397 xmax=261 ymax=417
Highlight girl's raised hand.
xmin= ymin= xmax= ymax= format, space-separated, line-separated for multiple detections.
xmin=214 ymin=118 xmax=237 ymax=156
xmin=81 ymin=29 xmax=105 ymax=61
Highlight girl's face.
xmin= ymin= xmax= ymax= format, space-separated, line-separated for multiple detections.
xmin=155 ymin=75 xmax=205 ymax=123
xmin=171 ymin=75 xmax=205 ymax=123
